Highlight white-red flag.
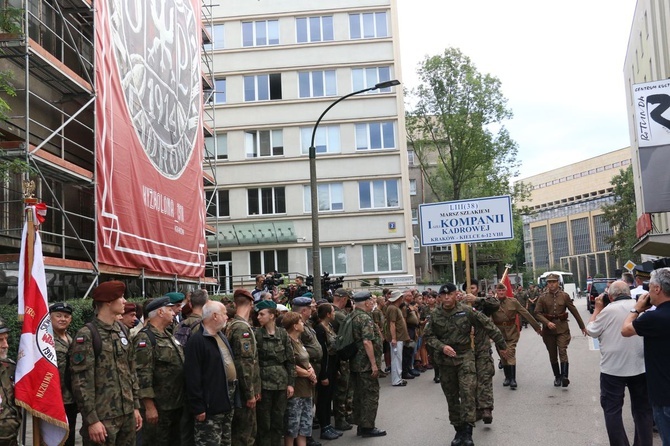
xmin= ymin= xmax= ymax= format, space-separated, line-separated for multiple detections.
xmin=15 ymin=203 xmax=68 ymax=445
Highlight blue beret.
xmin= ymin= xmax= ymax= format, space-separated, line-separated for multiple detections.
xmin=145 ymin=296 xmax=174 ymax=314
xmin=292 ymin=296 xmax=313 ymax=307
xmin=166 ymin=292 xmax=185 ymax=304
xmin=352 ymin=291 xmax=372 ymax=302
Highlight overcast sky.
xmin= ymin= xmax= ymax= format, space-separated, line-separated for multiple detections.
xmin=397 ymin=0 xmax=637 ymax=179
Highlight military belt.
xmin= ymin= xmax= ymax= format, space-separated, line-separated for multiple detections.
xmin=543 ymin=313 xmax=568 ymax=321
xmin=495 ymin=321 xmax=516 ymax=327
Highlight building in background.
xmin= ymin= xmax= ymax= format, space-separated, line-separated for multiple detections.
xmin=517 ymin=148 xmax=631 ymax=289
xmin=624 ymin=0 xmax=670 ymax=258
xmin=206 ymin=0 xmax=415 ymax=291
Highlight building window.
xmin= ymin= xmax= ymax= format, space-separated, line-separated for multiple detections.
xmin=205 ymin=190 xmax=229 ymax=218
xmin=214 ymin=78 xmax=226 ymax=104
xmin=204 ymin=24 xmax=225 ymax=50
xmin=250 ymin=249 xmax=288 ymax=275
xmin=594 ymin=214 xmax=614 ymax=252
xmin=242 ymin=20 xmax=279 ymax=47
xmin=411 ymin=208 xmax=418 ymax=225
xmin=359 ymin=180 xmax=398 ymax=209
xmin=307 ymin=246 xmax=347 ymax=275
xmin=352 ymin=66 xmax=391 ymax=93
xmin=296 ymin=16 xmax=334 ymax=43
xmin=244 ymin=74 xmax=282 ymax=101
xmin=407 ymin=150 xmax=415 ymax=166
xmin=349 ymin=12 xmax=388 ymax=39
xmin=531 ymin=226 xmax=549 ymax=269
xmin=550 ymin=222 xmax=569 ymax=266
xmin=204 ymin=133 xmax=228 ymax=160
xmin=413 ymin=236 xmax=420 ymax=254
xmin=298 ymin=70 xmax=337 ymax=98
xmin=248 ymin=187 xmax=286 ymax=215
xmin=355 ymin=122 xmax=395 ymax=150
xmin=409 ymin=179 xmax=417 ymax=196
xmin=245 ymin=130 xmax=283 ymax=158
xmin=571 ymin=217 xmax=591 ymax=255
xmin=304 ymin=183 xmax=344 ymax=212
xmin=362 ymin=243 xmax=402 ymax=273
xmin=300 ymin=125 xmax=341 ymax=154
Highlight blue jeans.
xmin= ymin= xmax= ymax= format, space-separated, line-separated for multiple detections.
xmin=653 ymin=405 xmax=670 ymax=446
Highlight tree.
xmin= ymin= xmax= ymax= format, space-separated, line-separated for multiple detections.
xmin=601 ymin=166 xmax=640 ymax=264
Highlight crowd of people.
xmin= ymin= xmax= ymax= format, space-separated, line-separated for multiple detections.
xmin=0 ymin=267 xmax=669 ymax=446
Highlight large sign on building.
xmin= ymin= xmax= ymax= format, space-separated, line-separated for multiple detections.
xmin=419 ymin=195 xmax=514 ymax=246
xmin=634 ymin=79 xmax=670 ymax=213
xmin=95 ymin=0 xmax=206 ymax=277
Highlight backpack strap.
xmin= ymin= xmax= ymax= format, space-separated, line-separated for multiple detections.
xmin=85 ymin=322 xmax=102 ymax=360
xmin=139 ymin=326 xmax=157 ymax=347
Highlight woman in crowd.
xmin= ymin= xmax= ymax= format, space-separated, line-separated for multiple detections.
xmin=313 ymin=303 xmax=342 ymax=440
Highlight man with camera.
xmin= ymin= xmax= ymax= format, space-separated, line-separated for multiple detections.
xmin=587 ymin=280 xmax=652 ymax=446
xmin=622 ymin=267 xmax=670 ymax=444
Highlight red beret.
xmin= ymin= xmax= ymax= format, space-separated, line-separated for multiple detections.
xmin=233 ymin=288 xmax=254 ymax=302
xmin=123 ymin=302 xmax=137 ymax=314
xmin=93 ymin=281 xmax=126 ymax=302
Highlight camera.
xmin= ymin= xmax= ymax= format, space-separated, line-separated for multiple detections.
xmin=642 ymin=281 xmax=649 ymax=292
xmin=601 ymin=293 xmax=610 ymax=306
xmin=263 ymin=271 xmax=284 ymax=290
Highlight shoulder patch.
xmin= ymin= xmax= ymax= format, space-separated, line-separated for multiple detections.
xmin=72 ymin=352 xmax=85 ymax=364
xmin=137 ymin=341 xmax=147 ymax=348
xmin=243 ymin=332 xmax=250 ymax=338
xmin=76 ymin=337 xmax=85 ymax=344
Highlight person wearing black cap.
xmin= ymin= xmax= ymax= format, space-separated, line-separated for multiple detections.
xmin=350 ymin=291 xmax=386 ymax=438
xmin=134 ymin=297 xmax=184 ymax=446
xmin=50 ymin=302 xmax=77 ymax=446
xmin=0 ymin=318 xmax=20 ymax=444
xmin=331 ymin=288 xmax=354 ymax=431
xmin=424 ymin=283 xmax=508 ymax=446
xmin=70 ymin=280 xmax=143 ymax=445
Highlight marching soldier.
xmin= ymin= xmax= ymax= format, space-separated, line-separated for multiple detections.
xmin=0 ymin=318 xmax=20 ymax=445
xmin=534 ymin=273 xmax=587 ymax=387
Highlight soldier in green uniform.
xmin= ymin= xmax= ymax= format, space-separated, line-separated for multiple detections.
xmin=350 ymin=291 xmax=386 ymax=438
xmin=0 ymin=318 xmax=20 ymax=446
xmin=534 ymin=273 xmax=587 ymax=387
xmin=134 ymin=296 xmax=184 ymax=446
xmin=490 ymin=284 xmax=541 ymax=390
xmin=226 ymin=289 xmax=261 ymax=446
xmin=70 ymin=281 xmax=142 ymax=446
xmin=425 ymin=283 xmax=507 ymax=446
xmin=50 ymin=302 xmax=77 ymax=446
xmin=331 ymin=288 xmax=354 ymax=431
xmin=255 ymin=299 xmax=295 ymax=446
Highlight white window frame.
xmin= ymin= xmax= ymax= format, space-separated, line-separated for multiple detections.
xmin=358 ymin=179 xmax=399 ymax=210
xmin=244 ymin=74 xmax=282 ymax=102
xmin=298 ymin=70 xmax=337 ymax=98
xmin=245 ymin=130 xmax=283 ymax=158
xmin=296 ymin=16 xmax=334 ymax=43
xmin=303 ymin=183 xmax=344 ymax=212
xmin=247 ymin=187 xmax=286 ymax=216
xmin=409 ymin=179 xmax=417 ymax=196
xmin=349 ymin=12 xmax=388 ymax=39
xmin=351 ymin=66 xmax=392 ymax=93
xmin=355 ymin=121 xmax=396 ymax=151
xmin=411 ymin=208 xmax=418 ymax=225
xmin=250 ymin=250 xmax=288 ymax=277
xmin=413 ymin=236 xmax=420 ymax=253
xmin=362 ymin=243 xmax=403 ymax=273
xmin=407 ymin=150 xmax=415 ymax=166
xmin=300 ymin=125 xmax=341 ymax=154
xmin=204 ymin=24 xmax=225 ymax=50
xmin=242 ymin=20 xmax=279 ymax=47
xmin=307 ymin=246 xmax=347 ymax=275
xmin=204 ymin=133 xmax=227 ymax=160
xmin=214 ymin=78 xmax=226 ymax=104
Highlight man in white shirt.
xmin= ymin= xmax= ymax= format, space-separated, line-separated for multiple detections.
xmin=586 ymin=280 xmax=653 ymax=446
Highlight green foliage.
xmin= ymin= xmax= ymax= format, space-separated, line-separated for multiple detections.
xmin=0 ymin=7 xmax=23 ymax=34
xmin=601 ymin=166 xmax=640 ymax=264
xmin=0 ymin=70 xmax=16 ymax=121
xmin=0 ymin=158 xmax=34 ymax=182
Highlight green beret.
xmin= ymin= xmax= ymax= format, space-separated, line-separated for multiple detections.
xmin=255 ymin=300 xmax=277 ymax=312
xmin=302 ymin=292 xmax=313 ymax=298
xmin=166 ymin=292 xmax=185 ymax=304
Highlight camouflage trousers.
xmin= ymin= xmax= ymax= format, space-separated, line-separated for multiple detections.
xmin=438 ymin=350 xmax=477 ymax=427
xmin=256 ymin=389 xmax=287 ymax=446
xmin=351 ymin=371 xmax=379 ymax=429
xmin=542 ymin=331 xmax=571 ymax=364
xmin=141 ymin=407 xmax=182 ymax=446
xmin=334 ymin=360 xmax=353 ymax=425
xmin=81 ymin=413 xmax=136 ymax=446
xmin=474 ymin=347 xmax=495 ymax=410
xmin=231 ymin=404 xmax=256 ymax=446
xmin=194 ymin=411 xmax=234 ymax=446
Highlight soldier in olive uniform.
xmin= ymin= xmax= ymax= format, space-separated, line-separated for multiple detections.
xmin=331 ymin=288 xmax=354 ymax=431
xmin=534 ymin=273 xmax=587 ymax=387
xmin=70 ymin=281 xmax=142 ymax=445
xmin=134 ymin=296 xmax=185 ymax=446
xmin=226 ymin=289 xmax=261 ymax=446
xmin=0 ymin=318 xmax=20 ymax=445
xmin=350 ymin=291 xmax=386 ymax=438
xmin=50 ymin=302 xmax=77 ymax=446
xmin=255 ymin=300 xmax=295 ymax=446
xmin=425 ymin=283 xmax=507 ymax=446
xmin=490 ymin=284 xmax=541 ymax=390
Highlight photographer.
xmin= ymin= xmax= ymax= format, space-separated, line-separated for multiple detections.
xmin=252 ymin=274 xmax=266 ymax=303
xmin=587 ymin=280 xmax=652 ymax=446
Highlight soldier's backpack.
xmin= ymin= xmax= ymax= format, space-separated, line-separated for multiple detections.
xmin=334 ymin=313 xmax=360 ymax=361
xmin=174 ymin=318 xmax=202 ymax=346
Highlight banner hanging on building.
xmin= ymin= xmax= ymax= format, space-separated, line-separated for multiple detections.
xmin=419 ymin=195 xmax=514 ymax=246
xmin=633 ymin=79 xmax=670 ymax=213
xmin=95 ymin=0 xmax=206 ymax=277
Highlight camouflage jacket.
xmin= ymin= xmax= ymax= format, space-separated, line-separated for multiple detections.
xmin=0 ymin=358 xmax=20 ymax=441
xmin=134 ymin=323 xmax=185 ymax=411
xmin=332 ymin=306 xmax=347 ymax=334
xmin=300 ymin=323 xmax=323 ymax=370
xmin=425 ymin=302 xmax=507 ymax=366
xmin=54 ymin=333 xmax=74 ymax=404
xmin=350 ymin=308 xmax=382 ymax=373
xmin=225 ymin=315 xmax=261 ymax=401
xmin=70 ymin=318 xmax=140 ymax=424
xmin=255 ymin=326 xmax=296 ymax=390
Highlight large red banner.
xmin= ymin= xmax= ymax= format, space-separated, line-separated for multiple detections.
xmin=95 ymin=0 xmax=205 ymax=277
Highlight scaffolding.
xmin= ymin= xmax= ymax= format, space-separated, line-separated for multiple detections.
xmin=0 ymin=0 xmax=219 ymax=301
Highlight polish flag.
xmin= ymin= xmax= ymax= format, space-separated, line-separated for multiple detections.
xmin=15 ymin=203 xmax=68 ymax=445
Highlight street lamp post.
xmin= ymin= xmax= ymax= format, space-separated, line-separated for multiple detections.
xmin=309 ymin=79 xmax=400 ymax=299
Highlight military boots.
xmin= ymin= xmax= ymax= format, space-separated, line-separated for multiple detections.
xmin=552 ymin=363 xmax=562 ymax=386
xmin=462 ymin=424 xmax=475 ymax=446
xmin=509 ymin=365 xmax=517 ymax=389
xmin=451 ymin=425 xmax=465 ymax=446
xmin=502 ymin=365 xmax=511 ymax=386
xmin=561 ymin=362 xmax=570 ymax=387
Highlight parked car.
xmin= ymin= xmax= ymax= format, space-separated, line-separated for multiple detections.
xmin=586 ymin=278 xmax=617 ymax=313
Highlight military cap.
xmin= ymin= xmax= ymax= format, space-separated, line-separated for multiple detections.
xmin=166 ymin=292 xmax=185 ymax=304
xmin=276 ymin=304 xmax=289 ymax=312
xmin=495 ymin=283 xmax=508 ymax=290
xmin=302 ymin=292 xmax=314 ymax=298
xmin=633 ymin=265 xmax=651 ymax=278
xmin=545 ymin=273 xmax=560 ymax=282
xmin=93 ymin=280 xmax=125 ymax=302
xmin=316 ymin=298 xmax=329 ymax=305
xmin=292 ymin=296 xmax=313 ymax=308
xmin=233 ymin=288 xmax=254 ymax=302
xmin=145 ymin=296 xmax=174 ymax=314
xmin=387 ymin=290 xmax=403 ymax=302
xmin=333 ymin=288 xmax=350 ymax=298
xmin=438 ymin=283 xmax=457 ymax=294
xmin=49 ymin=302 xmax=72 ymax=315
xmin=353 ymin=291 xmax=372 ymax=302
xmin=255 ymin=300 xmax=277 ymax=312
xmin=0 ymin=318 xmax=9 ymax=335
xmin=123 ymin=302 xmax=137 ymax=314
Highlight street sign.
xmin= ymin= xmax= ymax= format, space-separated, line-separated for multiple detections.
xmin=624 ymin=260 xmax=636 ymax=272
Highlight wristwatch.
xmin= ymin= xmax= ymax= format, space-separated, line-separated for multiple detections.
xmin=630 ymin=308 xmax=642 ymax=314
